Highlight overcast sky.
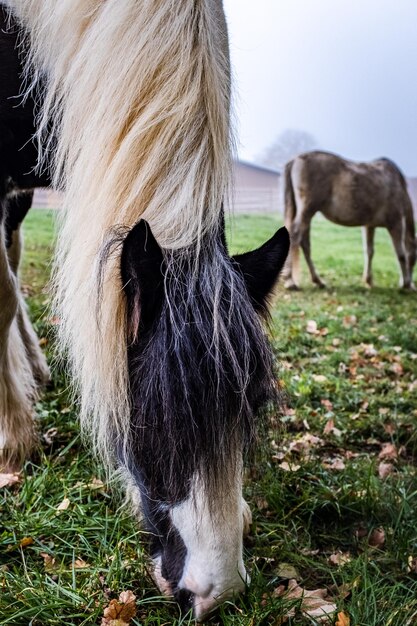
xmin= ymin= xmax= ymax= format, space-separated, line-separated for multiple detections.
xmin=223 ymin=0 xmax=417 ymax=175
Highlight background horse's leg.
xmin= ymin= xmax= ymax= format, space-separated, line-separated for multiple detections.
xmin=362 ymin=225 xmax=375 ymax=287
xmin=7 ymin=193 xmax=50 ymax=385
xmin=387 ymin=222 xmax=413 ymax=289
xmin=0 ymin=196 xmax=37 ymax=471
xmin=282 ymin=242 xmax=300 ymax=290
xmin=299 ymin=221 xmax=326 ymax=288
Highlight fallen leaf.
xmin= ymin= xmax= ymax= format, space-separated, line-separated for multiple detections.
xmin=328 ymin=552 xmax=351 ymax=567
xmin=279 ymin=461 xmax=301 ymax=472
xmin=0 ymin=473 xmax=21 ymax=488
xmin=40 ymin=552 xmax=57 ymax=572
xmin=323 ymin=419 xmax=335 ymax=435
xmin=323 ymin=458 xmax=345 ymax=471
xmin=368 ymin=527 xmax=385 ymax=548
xmin=56 ymin=497 xmax=70 ymax=512
xmin=378 ymin=443 xmax=397 ymax=461
xmin=101 ymin=591 xmax=137 ymax=626
xmin=43 ymin=427 xmax=59 ymax=445
xmin=407 ymin=556 xmax=417 ymax=573
xmin=321 ymin=399 xmax=333 ymax=411
xmin=87 ymin=478 xmax=106 ymax=490
xmin=19 ymin=537 xmax=34 ymax=548
xmin=306 ymin=320 xmax=318 ymax=334
xmin=274 ymin=579 xmax=337 ymax=621
xmin=390 ymin=362 xmax=404 ymax=376
xmin=343 ymin=315 xmax=357 ymax=328
xmin=312 ymin=374 xmax=327 ymax=383
xmin=335 ymin=611 xmax=350 ymax=626
xmin=378 ymin=462 xmax=394 ymax=479
xmin=73 ymin=558 xmax=90 ymax=569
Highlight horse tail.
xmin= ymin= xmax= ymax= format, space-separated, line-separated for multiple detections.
xmin=283 ymin=160 xmax=300 ymax=285
xmin=11 ymin=0 xmax=233 ymax=458
xmin=402 ymin=182 xmax=416 ymax=243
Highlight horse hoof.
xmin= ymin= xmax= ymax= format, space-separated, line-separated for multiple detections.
xmin=401 ymin=283 xmax=416 ymax=291
xmin=284 ymin=280 xmax=300 ymax=291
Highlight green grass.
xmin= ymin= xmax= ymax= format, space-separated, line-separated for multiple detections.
xmin=1 ymin=210 xmax=417 ymax=625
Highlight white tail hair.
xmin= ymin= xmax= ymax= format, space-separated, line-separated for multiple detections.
xmin=8 ymin=0 xmax=233 ymax=460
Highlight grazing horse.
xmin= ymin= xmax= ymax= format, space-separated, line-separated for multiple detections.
xmin=283 ymin=150 xmax=416 ymax=289
xmin=0 ymin=1 xmax=289 ymax=619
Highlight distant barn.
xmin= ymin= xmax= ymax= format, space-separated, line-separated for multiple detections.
xmin=232 ymin=160 xmax=280 ymax=214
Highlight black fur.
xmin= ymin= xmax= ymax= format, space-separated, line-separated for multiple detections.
xmin=233 ymin=226 xmax=290 ymax=314
xmin=0 ymin=6 xmax=49 ymax=237
xmin=120 ymin=220 xmax=289 ymax=506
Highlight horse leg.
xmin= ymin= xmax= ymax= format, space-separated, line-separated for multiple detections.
xmin=362 ymin=226 xmax=375 ymax=287
xmin=0 ymin=197 xmax=37 ymax=471
xmin=299 ymin=223 xmax=326 ymax=288
xmin=282 ymin=242 xmax=301 ymax=290
xmin=7 ymin=194 xmax=50 ymax=385
xmin=387 ymin=222 xmax=413 ymax=289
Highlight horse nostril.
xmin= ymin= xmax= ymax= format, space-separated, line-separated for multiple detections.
xmin=175 ymin=588 xmax=194 ymax=614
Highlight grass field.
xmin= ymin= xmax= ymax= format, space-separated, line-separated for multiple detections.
xmin=1 ymin=210 xmax=417 ymax=625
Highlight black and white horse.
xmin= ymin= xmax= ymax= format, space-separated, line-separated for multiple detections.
xmin=0 ymin=1 xmax=289 ymax=619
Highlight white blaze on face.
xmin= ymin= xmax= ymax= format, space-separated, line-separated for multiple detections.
xmin=162 ymin=475 xmax=249 ymax=620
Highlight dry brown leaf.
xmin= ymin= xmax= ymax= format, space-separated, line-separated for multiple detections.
xmin=73 ymin=558 xmax=89 ymax=569
xmin=407 ymin=556 xmax=417 ymax=573
xmin=378 ymin=443 xmax=398 ymax=461
xmin=335 ymin=611 xmax=350 ymax=626
xmin=306 ymin=320 xmax=318 ymax=334
xmin=274 ymin=579 xmax=337 ymax=622
xmin=43 ymin=427 xmax=58 ymax=445
xmin=279 ymin=461 xmax=301 ymax=472
xmin=101 ymin=591 xmax=137 ymax=626
xmin=378 ymin=462 xmax=394 ymax=479
xmin=343 ymin=315 xmax=357 ymax=328
xmin=328 ymin=552 xmax=351 ymax=567
xmin=40 ymin=552 xmax=57 ymax=572
xmin=56 ymin=497 xmax=70 ymax=512
xmin=0 ymin=473 xmax=21 ymax=488
xmin=312 ymin=374 xmax=327 ymax=383
xmin=19 ymin=537 xmax=34 ymax=548
xmin=87 ymin=478 xmax=106 ymax=490
xmin=321 ymin=399 xmax=333 ymax=411
xmin=323 ymin=419 xmax=335 ymax=435
xmin=368 ymin=527 xmax=385 ymax=548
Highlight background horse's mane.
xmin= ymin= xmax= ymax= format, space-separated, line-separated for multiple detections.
xmin=5 ymin=0 xmax=250 ymax=466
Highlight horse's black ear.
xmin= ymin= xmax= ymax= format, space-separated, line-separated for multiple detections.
xmin=233 ymin=227 xmax=290 ymax=314
xmin=121 ymin=220 xmax=165 ymax=333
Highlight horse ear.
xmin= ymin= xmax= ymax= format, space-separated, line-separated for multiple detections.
xmin=121 ymin=220 xmax=165 ymax=333
xmin=233 ymin=226 xmax=290 ymax=313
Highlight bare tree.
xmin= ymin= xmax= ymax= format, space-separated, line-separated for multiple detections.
xmin=259 ymin=129 xmax=318 ymax=171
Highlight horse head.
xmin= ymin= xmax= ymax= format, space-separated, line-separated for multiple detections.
xmin=120 ymin=219 xmax=289 ymax=620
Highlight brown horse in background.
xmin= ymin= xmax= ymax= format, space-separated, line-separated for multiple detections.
xmin=283 ymin=151 xmax=416 ymax=289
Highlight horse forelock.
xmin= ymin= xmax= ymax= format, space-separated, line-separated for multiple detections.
xmin=123 ymin=238 xmax=280 ymax=505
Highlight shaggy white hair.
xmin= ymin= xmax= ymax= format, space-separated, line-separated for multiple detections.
xmin=5 ymin=0 xmax=233 ymax=462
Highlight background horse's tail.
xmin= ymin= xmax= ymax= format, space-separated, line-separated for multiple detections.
xmin=402 ymin=179 xmax=416 ymax=245
xmin=9 ymin=0 xmax=233 ymax=457
xmin=283 ymin=160 xmax=301 ymax=286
